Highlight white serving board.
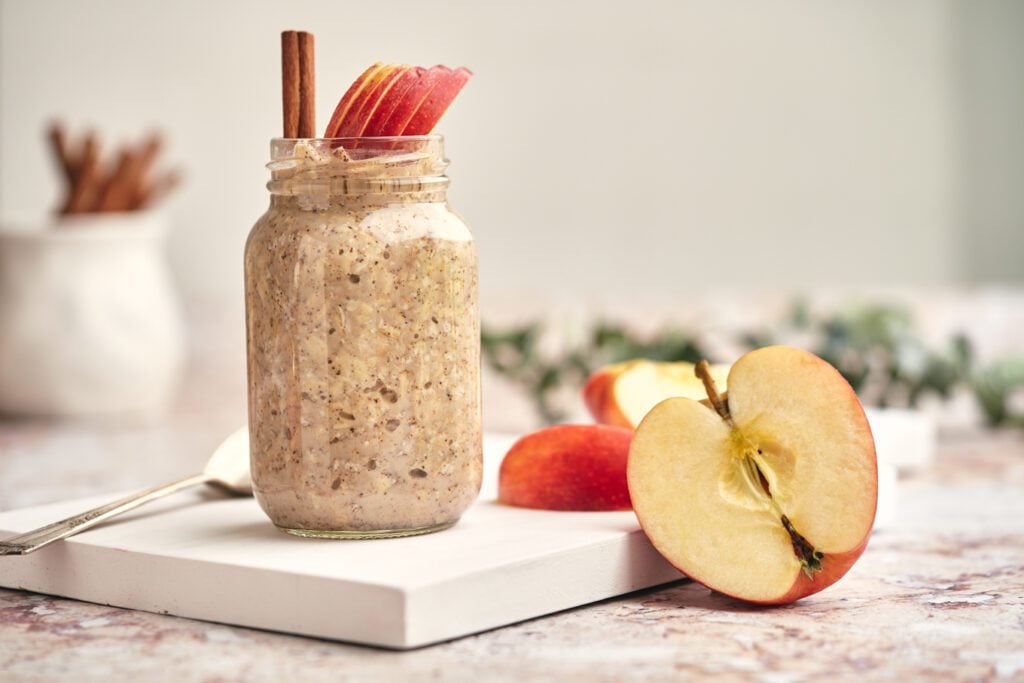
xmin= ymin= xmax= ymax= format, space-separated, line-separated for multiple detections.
xmin=0 ymin=434 xmax=683 ymax=649
xmin=0 ymin=414 xmax=910 ymax=649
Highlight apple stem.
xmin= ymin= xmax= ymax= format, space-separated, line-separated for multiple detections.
xmin=696 ymin=360 xmax=734 ymax=426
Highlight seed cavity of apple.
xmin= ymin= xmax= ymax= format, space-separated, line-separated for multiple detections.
xmin=695 ymin=359 xmax=824 ymax=579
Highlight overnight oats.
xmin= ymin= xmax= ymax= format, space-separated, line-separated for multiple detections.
xmin=244 ymin=135 xmax=482 ymax=538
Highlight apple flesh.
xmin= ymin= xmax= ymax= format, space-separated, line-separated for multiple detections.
xmin=628 ymin=346 xmax=877 ymax=604
xmin=499 ymin=424 xmax=633 ymax=511
xmin=584 ymin=360 xmax=731 ymax=429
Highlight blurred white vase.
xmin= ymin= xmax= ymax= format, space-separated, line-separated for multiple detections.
xmin=0 ymin=211 xmax=185 ymax=419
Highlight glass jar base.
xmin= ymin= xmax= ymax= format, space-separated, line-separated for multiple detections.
xmin=276 ymin=520 xmax=455 ymax=540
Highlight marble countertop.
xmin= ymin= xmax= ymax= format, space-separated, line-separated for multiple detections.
xmin=1 ymin=316 xmax=1023 ymax=681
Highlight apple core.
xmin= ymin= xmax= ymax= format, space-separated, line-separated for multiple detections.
xmin=697 ymin=360 xmax=825 ymax=578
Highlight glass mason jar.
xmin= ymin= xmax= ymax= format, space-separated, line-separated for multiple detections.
xmin=244 ymin=136 xmax=482 ymax=539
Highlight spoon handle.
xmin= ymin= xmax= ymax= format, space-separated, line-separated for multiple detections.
xmin=0 ymin=473 xmax=210 ymax=556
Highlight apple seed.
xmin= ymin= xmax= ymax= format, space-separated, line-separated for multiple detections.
xmin=781 ymin=514 xmax=825 ymax=578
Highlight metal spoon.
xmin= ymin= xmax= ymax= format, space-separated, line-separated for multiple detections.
xmin=0 ymin=427 xmax=251 ymax=556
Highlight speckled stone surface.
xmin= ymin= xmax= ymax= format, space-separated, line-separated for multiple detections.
xmin=1 ymin=309 xmax=1023 ymax=681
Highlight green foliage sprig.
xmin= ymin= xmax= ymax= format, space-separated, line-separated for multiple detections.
xmin=481 ymin=302 xmax=1024 ymax=428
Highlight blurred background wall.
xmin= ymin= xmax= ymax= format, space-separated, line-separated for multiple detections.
xmin=1 ymin=0 xmax=1022 ymax=317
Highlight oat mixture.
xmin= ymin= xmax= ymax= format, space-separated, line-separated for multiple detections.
xmin=245 ymin=139 xmax=481 ymax=535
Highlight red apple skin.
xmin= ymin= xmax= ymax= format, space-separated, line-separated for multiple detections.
xmin=372 ymin=66 xmax=448 ymax=137
xmin=363 ymin=67 xmax=424 ymax=137
xmin=402 ymin=66 xmax=473 ymax=135
xmin=582 ymin=363 xmax=633 ymax=429
xmin=324 ymin=62 xmax=386 ymax=138
xmin=656 ymin=531 xmax=872 ymax=606
xmin=338 ymin=65 xmax=410 ymax=137
xmin=498 ymin=424 xmax=633 ymax=511
xmin=764 ymin=537 xmax=872 ymax=605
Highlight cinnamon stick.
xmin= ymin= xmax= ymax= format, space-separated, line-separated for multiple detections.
xmin=48 ymin=122 xmax=77 ymax=185
xmin=297 ymin=31 xmax=315 ymax=138
xmin=281 ymin=31 xmax=300 ymax=138
xmin=128 ymin=133 xmax=163 ymax=209
xmin=63 ymin=132 xmax=101 ymax=214
xmin=96 ymin=146 xmax=138 ymax=212
xmin=49 ymin=124 xmax=73 ymax=212
xmin=138 ymin=169 xmax=182 ymax=209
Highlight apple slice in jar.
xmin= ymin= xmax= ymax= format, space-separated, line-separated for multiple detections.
xmin=362 ymin=67 xmax=424 ymax=137
xmin=370 ymin=65 xmax=448 ymax=137
xmin=323 ymin=62 xmax=389 ymax=138
xmin=402 ymin=66 xmax=473 ymax=135
xmin=337 ymin=64 xmax=412 ymax=137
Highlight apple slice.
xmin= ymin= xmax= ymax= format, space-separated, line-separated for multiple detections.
xmin=402 ymin=66 xmax=472 ymax=135
xmin=370 ymin=65 xmax=448 ymax=137
xmin=584 ymin=360 xmax=731 ymax=429
xmin=337 ymin=64 xmax=411 ymax=137
xmin=499 ymin=424 xmax=633 ymax=511
xmin=323 ymin=62 xmax=388 ymax=138
xmin=363 ymin=67 xmax=424 ymax=137
xmin=628 ymin=347 xmax=877 ymax=604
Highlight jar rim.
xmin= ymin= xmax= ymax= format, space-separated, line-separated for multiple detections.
xmin=270 ymin=134 xmax=443 ymax=144
xmin=267 ymin=136 xmax=449 ymax=198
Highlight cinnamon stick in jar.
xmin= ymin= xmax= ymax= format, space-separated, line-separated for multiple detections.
xmin=281 ymin=31 xmax=300 ymax=138
xmin=297 ymin=31 xmax=315 ymax=138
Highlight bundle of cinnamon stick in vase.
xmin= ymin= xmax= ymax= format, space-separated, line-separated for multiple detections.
xmin=48 ymin=122 xmax=181 ymax=216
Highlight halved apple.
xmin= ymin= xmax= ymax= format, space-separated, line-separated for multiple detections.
xmin=581 ymin=361 xmax=634 ymax=428
xmin=628 ymin=346 xmax=877 ymax=604
xmin=584 ymin=360 xmax=730 ymax=429
xmin=499 ymin=424 xmax=632 ymax=511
